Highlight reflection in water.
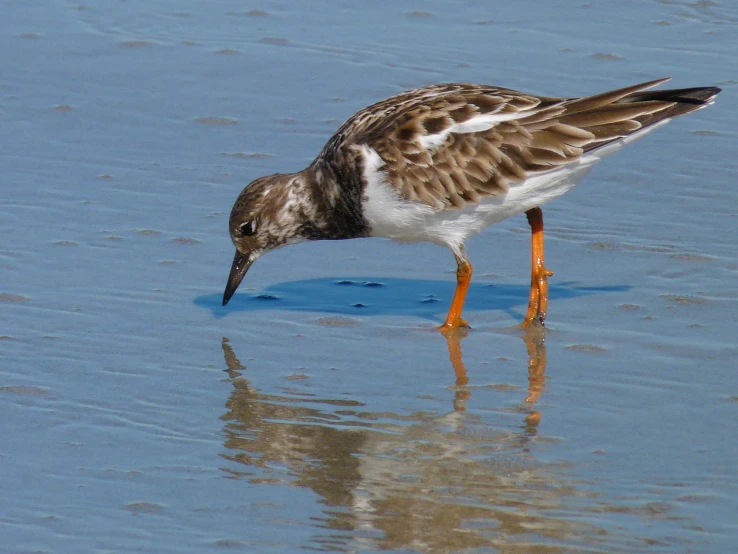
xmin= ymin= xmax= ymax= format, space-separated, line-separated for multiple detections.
xmin=219 ymin=335 xmax=612 ymax=552
xmin=442 ymin=326 xmax=546 ymax=432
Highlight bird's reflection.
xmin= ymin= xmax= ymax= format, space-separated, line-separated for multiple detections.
xmin=218 ymin=331 xmax=606 ymax=552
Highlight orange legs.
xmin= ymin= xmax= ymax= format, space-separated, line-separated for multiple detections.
xmin=439 ymin=208 xmax=552 ymax=330
xmin=523 ymin=207 xmax=554 ymax=327
xmin=440 ymin=252 xmax=473 ymax=330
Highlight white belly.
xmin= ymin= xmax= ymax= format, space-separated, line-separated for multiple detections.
xmin=362 ymin=159 xmax=594 ymax=256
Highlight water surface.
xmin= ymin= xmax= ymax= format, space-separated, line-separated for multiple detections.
xmin=2 ymin=1 xmax=737 ymax=552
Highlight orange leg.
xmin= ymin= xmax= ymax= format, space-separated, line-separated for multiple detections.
xmin=523 ymin=207 xmax=554 ymax=327
xmin=439 ymin=253 xmax=473 ymax=330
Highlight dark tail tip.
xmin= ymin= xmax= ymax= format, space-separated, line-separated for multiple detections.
xmin=625 ymin=85 xmax=722 ymax=106
xmin=670 ymin=86 xmax=722 ymax=104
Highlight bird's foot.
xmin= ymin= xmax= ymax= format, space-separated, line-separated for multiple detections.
xmin=438 ymin=318 xmax=470 ymax=333
xmin=522 ymin=264 xmax=554 ymax=328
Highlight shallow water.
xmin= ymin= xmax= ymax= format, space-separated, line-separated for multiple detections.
xmin=2 ymin=1 xmax=737 ymax=552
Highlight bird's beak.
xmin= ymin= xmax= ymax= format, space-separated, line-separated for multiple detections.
xmin=222 ymin=250 xmax=253 ymax=306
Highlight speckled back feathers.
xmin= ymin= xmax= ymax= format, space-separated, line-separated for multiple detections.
xmin=315 ymin=78 xmax=719 ymax=211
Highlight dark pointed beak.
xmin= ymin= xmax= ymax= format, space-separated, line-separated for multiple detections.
xmin=222 ymin=250 xmax=253 ymax=306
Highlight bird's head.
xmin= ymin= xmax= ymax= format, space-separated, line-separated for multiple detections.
xmin=222 ymin=173 xmax=308 ymax=306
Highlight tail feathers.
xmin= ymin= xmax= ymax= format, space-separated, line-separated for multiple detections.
xmin=621 ymin=85 xmax=722 ymax=120
xmin=622 ymin=86 xmax=721 ymax=105
xmin=570 ymin=80 xmax=721 ymax=152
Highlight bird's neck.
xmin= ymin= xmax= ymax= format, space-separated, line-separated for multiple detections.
xmin=298 ymin=160 xmax=369 ymax=240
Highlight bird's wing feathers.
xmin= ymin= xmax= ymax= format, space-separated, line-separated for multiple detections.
xmin=340 ymin=78 xmax=683 ymax=210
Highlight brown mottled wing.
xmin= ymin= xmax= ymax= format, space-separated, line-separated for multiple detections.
xmin=338 ymin=78 xmax=709 ymax=210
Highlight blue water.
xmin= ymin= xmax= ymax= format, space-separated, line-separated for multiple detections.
xmin=2 ymin=1 xmax=737 ymax=552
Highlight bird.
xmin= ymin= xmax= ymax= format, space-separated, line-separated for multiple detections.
xmin=222 ymin=78 xmax=720 ymax=329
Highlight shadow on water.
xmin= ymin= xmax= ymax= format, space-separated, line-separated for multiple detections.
xmin=197 ymin=277 xmax=629 ymax=323
xmin=217 ymin=333 xmax=639 ymax=551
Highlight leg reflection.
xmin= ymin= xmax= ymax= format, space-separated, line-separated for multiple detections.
xmin=522 ymin=325 xmax=547 ymax=433
xmin=522 ymin=325 xmax=547 ymax=404
xmin=441 ymin=326 xmax=548 ymax=422
xmin=441 ymin=327 xmax=471 ymax=411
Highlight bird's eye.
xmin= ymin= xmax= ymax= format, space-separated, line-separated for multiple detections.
xmin=239 ymin=221 xmax=256 ymax=237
